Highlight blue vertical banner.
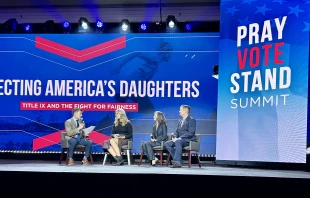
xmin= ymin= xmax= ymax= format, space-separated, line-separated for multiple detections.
xmin=217 ymin=0 xmax=309 ymax=163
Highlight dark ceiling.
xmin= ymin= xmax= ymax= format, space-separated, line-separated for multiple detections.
xmin=0 ymin=0 xmax=220 ymax=23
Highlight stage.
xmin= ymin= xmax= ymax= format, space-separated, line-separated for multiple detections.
xmin=0 ymin=159 xmax=309 ymax=196
xmin=0 ymin=159 xmax=310 ymax=179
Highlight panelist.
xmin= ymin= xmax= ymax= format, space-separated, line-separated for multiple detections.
xmin=165 ymin=105 xmax=196 ymax=168
xmin=142 ymin=111 xmax=168 ymax=166
xmin=64 ymin=108 xmax=92 ymax=165
xmin=103 ymin=108 xmax=133 ymax=166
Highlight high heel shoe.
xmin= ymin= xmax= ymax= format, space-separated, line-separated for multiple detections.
xmin=151 ymin=159 xmax=159 ymax=166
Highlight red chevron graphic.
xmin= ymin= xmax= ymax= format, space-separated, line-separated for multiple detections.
xmin=33 ymin=130 xmax=110 ymax=150
xmin=35 ymin=36 xmax=126 ymax=62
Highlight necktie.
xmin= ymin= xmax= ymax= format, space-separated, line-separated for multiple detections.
xmin=75 ymin=120 xmax=81 ymax=142
xmin=180 ymin=119 xmax=185 ymax=128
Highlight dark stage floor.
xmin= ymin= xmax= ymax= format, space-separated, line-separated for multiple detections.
xmin=1 ymin=159 xmax=310 ymax=196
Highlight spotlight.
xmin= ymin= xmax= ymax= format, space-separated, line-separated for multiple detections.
xmin=166 ymin=15 xmax=177 ymax=32
xmin=24 ymin=24 xmax=32 ymax=33
xmin=2 ymin=18 xmax=18 ymax=33
xmin=62 ymin=21 xmax=71 ymax=33
xmin=63 ymin=21 xmax=70 ymax=28
xmin=120 ymin=19 xmax=130 ymax=33
xmin=78 ymin=17 xmax=90 ymax=33
xmin=44 ymin=20 xmax=55 ymax=33
xmin=139 ymin=23 xmax=148 ymax=33
xmin=96 ymin=21 xmax=103 ymax=28
xmin=185 ymin=23 xmax=191 ymax=31
xmin=96 ymin=20 xmax=104 ymax=33
xmin=82 ymin=22 xmax=88 ymax=29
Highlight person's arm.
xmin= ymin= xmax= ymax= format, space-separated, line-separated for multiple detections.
xmin=152 ymin=126 xmax=156 ymax=139
xmin=110 ymin=125 xmax=117 ymax=138
xmin=155 ymin=124 xmax=167 ymax=142
xmin=175 ymin=120 xmax=181 ymax=138
xmin=179 ymin=118 xmax=196 ymax=139
xmin=65 ymin=120 xmax=81 ymax=137
xmin=123 ymin=122 xmax=133 ymax=139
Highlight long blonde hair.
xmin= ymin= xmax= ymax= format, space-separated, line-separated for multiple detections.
xmin=114 ymin=108 xmax=129 ymax=126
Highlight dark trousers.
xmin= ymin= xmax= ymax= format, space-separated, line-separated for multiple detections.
xmin=142 ymin=141 xmax=161 ymax=160
xmin=68 ymin=138 xmax=92 ymax=158
xmin=164 ymin=139 xmax=189 ymax=163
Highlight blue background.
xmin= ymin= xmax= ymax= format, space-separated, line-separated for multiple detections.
xmin=0 ymin=33 xmax=219 ymax=154
xmin=217 ymin=0 xmax=309 ymax=163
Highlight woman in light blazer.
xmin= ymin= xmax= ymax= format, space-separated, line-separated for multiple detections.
xmin=142 ymin=111 xmax=168 ymax=166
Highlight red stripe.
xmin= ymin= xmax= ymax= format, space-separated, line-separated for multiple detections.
xmin=32 ymin=130 xmax=110 ymax=150
xmin=79 ymin=36 xmax=126 ymax=62
xmin=33 ymin=131 xmax=63 ymax=150
xmin=35 ymin=36 xmax=126 ymax=62
xmin=35 ymin=36 xmax=80 ymax=62
xmin=89 ymin=131 xmax=110 ymax=145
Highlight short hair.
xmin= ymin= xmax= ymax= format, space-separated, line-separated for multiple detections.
xmin=72 ymin=108 xmax=82 ymax=115
xmin=181 ymin=105 xmax=190 ymax=113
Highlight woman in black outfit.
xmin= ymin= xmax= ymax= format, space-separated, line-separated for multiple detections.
xmin=142 ymin=111 xmax=167 ymax=166
xmin=103 ymin=108 xmax=133 ymax=166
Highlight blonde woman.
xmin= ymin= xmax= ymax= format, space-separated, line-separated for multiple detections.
xmin=142 ymin=111 xmax=167 ymax=166
xmin=103 ymin=109 xmax=133 ymax=166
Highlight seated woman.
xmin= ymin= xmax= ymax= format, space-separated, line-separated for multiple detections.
xmin=142 ymin=111 xmax=168 ymax=166
xmin=103 ymin=108 xmax=133 ymax=166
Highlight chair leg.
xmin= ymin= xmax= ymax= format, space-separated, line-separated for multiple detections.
xmin=188 ymin=151 xmax=191 ymax=168
xmin=127 ymin=150 xmax=131 ymax=165
xmin=159 ymin=151 xmax=163 ymax=166
xmin=131 ymin=152 xmax=134 ymax=164
xmin=103 ymin=153 xmax=108 ymax=165
xmin=65 ymin=148 xmax=69 ymax=165
xmin=90 ymin=153 xmax=94 ymax=164
xmin=59 ymin=149 xmax=64 ymax=164
xmin=197 ymin=153 xmax=201 ymax=168
xmin=138 ymin=150 xmax=144 ymax=166
xmin=166 ymin=153 xmax=171 ymax=167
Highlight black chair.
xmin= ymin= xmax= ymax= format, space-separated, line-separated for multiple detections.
xmin=59 ymin=132 xmax=93 ymax=165
xmin=166 ymin=134 xmax=201 ymax=168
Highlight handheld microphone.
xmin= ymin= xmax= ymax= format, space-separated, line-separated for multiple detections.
xmin=79 ymin=117 xmax=84 ymax=123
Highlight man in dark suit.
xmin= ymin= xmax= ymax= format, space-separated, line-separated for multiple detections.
xmin=165 ymin=105 xmax=196 ymax=168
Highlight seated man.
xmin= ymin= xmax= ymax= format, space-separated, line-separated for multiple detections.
xmin=165 ymin=105 xmax=196 ymax=168
xmin=64 ymin=108 xmax=92 ymax=165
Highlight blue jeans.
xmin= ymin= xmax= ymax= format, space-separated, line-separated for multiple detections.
xmin=68 ymin=138 xmax=92 ymax=158
xmin=164 ymin=139 xmax=189 ymax=164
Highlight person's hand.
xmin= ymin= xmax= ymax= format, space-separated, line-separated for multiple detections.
xmin=78 ymin=123 xmax=84 ymax=130
xmin=151 ymin=139 xmax=155 ymax=142
xmin=172 ymin=138 xmax=176 ymax=142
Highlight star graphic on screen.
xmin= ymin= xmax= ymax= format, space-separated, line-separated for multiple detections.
xmin=238 ymin=17 xmax=251 ymax=26
xmin=303 ymin=21 xmax=310 ymax=31
xmin=288 ymin=5 xmax=305 ymax=17
xmin=242 ymin=0 xmax=256 ymax=5
xmin=272 ymin=0 xmax=287 ymax=4
xmin=225 ymin=6 xmax=240 ymax=15
xmin=255 ymin=4 xmax=271 ymax=16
